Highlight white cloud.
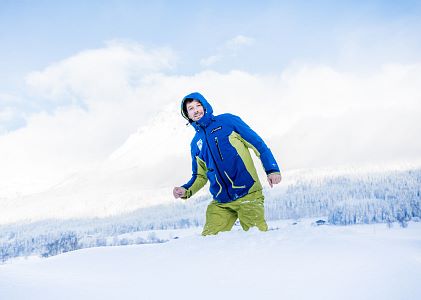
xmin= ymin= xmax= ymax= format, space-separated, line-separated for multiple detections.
xmin=225 ymin=35 xmax=255 ymax=50
xmin=0 ymin=107 xmax=16 ymax=125
xmin=25 ymin=40 xmax=177 ymax=109
xmin=200 ymin=35 xmax=255 ymax=67
xmin=0 ymin=93 xmax=27 ymax=133
xmin=0 ymin=42 xmax=179 ymax=196
xmin=200 ymin=55 xmax=222 ymax=67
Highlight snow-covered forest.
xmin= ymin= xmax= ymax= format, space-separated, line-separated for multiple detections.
xmin=1 ymin=167 xmax=420 ymax=263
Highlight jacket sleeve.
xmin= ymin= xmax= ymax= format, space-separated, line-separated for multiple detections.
xmin=229 ymin=114 xmax=280 ymax=175
xmin=181 ymin=145 xmax=208 ymax=199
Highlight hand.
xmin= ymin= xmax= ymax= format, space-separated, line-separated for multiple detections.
xmin=173 ymin=187 xmax=187 ymax=199
xmin=267 ymin=173 xmax=282 ymax=188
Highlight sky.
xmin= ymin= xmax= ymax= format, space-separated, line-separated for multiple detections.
xmin=1 ymin=0 xmax=421 ymax=196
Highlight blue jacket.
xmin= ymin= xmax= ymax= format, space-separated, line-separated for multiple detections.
xmin=181 ymin=92 xmax=280 ymax=203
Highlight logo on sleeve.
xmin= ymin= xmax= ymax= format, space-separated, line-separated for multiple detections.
xmin=197 ymin=139 xmax=203 ymax=151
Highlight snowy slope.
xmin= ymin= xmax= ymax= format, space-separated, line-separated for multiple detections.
xmin=0 ymin=106 xmax=196 ymax=224
xmin=1 ymin=220 xmax=421 ymax=300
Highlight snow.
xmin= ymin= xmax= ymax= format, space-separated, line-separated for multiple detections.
xmin=1 ymin=220 xmax=421 ymax=300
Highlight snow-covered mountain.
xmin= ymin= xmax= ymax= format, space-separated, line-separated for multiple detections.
xmin=0 ymin=105 xmax=196 ymax=224
xmin=1 ymin=99 xmax=420 ymax=225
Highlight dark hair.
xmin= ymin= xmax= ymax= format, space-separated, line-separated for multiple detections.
xmin=182 ymin=98 xmax=196 ymax=119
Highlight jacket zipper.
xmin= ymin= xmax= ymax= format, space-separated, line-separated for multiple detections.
xmin=214 ymin=137 xmax=224 ymax=161
xmin=202 ymin=127 xmax=231 ymax=200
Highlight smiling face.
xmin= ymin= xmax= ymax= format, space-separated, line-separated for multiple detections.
xmin=186 ymin=100 xmax=204 ymax=121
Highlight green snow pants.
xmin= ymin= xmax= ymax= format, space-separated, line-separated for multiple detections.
xmin=202 ymin=190 xmax=268 ymax=236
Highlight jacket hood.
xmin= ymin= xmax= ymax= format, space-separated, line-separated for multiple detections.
xmin=181 ymin=92 xmax=214 ymax=129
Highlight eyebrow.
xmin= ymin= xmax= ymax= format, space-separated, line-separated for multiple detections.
xmin=187 ymin=103 xmax=201 ymax=108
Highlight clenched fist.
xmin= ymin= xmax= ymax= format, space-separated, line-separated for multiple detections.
xmin=173 ymin=186 xmax=187 ymax=199
xmin=267 ymin=173 xmax=282 ymax=188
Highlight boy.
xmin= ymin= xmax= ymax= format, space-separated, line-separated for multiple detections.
xmin=173 ymin=92 xmax=281 ymax=235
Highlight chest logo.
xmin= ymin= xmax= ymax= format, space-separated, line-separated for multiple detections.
xmin=211 ymin=126 xmax=222 ymax=134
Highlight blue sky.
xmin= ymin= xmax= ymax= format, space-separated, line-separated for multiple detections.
xmin=1 ymin=1 xmax=421 ymax=195
xmin=0 ymin=0 xmax=420 ymax=129
xmin=2 ymin=0 xmax=420 ymax=91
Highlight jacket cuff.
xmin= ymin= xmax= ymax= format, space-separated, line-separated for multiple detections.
xmin=181 ymin=187 xmax=192 ymax=199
